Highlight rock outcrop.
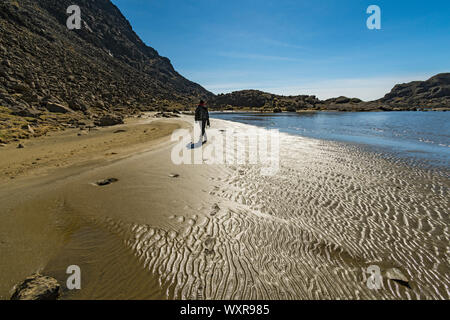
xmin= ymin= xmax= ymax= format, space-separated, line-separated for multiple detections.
xmin=378 ymin=73 xmax=450 ymax=109
xmin=212 ymin=90 xmax=321 ymax=111
xmin=94 ymin=114 xmax=124 ymax=127
xmin=10 ymin=274 xmax=60 ymax=300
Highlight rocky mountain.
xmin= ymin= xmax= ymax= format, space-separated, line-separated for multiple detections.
xmin=210 ymin=74 xmax=450 ymax=112
xmin=0 ymin=0 xmax=213 ymax=142
xmin=378 ymin=73 xmax=450 ymax=109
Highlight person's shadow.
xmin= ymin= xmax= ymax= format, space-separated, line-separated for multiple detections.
xmin=186 ymin=141 xmax=206 ymax=149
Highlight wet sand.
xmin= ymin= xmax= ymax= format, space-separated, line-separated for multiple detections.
xmin=0 ymin=115 xmax=448 ymax=300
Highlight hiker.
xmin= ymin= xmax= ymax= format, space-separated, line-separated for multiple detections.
xmin=195 ymin=100 xmax=210 ymax=143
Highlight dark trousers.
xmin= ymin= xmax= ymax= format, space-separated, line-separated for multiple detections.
xmin=201 ymin=119 xmax=207 ymax=137
xmin=197 ymin=120 xmax=208 ymax=142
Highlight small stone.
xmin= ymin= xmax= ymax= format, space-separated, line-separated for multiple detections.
xmin=386 ymin=268 xmax=411 ymax=288
xmin=95 ymin=178 xmax=119 ymax=186
xmin=17 ymin=144 xmax=24 ymax=149
xmin=169 ymin=174 xmax=180 ymax=178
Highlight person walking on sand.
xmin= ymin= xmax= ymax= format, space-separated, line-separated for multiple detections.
xmin=195 ymin=100 xmax=210 ymax=144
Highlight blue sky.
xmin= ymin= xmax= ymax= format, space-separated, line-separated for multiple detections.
xmin=112 ymin=0 xmax=450 ymax=100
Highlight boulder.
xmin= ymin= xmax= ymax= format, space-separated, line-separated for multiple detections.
xmin=11 ymin=107 xmax=42 ymax=118
xmin=155 ymin=112 xmax=180 ymax=118
xmin=94 ymin=114 xmax=124 ymax=127
xmin=286 ymin=106 xmax=297 ymax=112
xmin=10 ymin=274 xmax=60 ymax=300
xmin=45 ymin=102 xmax=72 ymax=114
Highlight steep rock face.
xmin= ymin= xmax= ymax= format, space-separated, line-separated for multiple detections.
xmin=0 ymin=0 xmax=213 ymax=119
xmin=380 ymin=73 xmax=450 ymax=108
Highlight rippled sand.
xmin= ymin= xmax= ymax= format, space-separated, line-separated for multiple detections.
xmin=0 ymin=118 xmax=448 ymax=300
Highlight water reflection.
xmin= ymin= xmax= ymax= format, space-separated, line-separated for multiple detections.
xmin=211 ymin=111 xmax=450 ymax=166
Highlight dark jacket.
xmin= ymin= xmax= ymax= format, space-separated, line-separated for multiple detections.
xmin=195 ymin=105 xmax=210 ymax=124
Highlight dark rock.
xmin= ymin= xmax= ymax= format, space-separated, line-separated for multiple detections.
xmin=45 ymin=102 xmax=72 ymax=114
xmin=95 ymin=178 xmax=119 ymax=186
xmin=17 ymin=143 xmax=24 ymax=149
xmin=10 ymin=105 xmax=41 ymax=118
xmin=77 ymin=119 xmax=94 ymax=127
xmin=10 ymin=274 xmax=60 ymax=300
xmin=94 ymin=115 xmax=124 ymax=127
xmin=286 ymin=106 xmax=297 ymax=112
xmin=155 ymin=112 xmax=180 ymax=118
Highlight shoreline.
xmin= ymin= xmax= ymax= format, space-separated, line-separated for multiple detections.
xmin=0 ymin=116 xmax=448 ymax=300
xmin=0 ymin=113 xmax=188 ymax=184
xmin=210 ymin=111 xmax=450 ymax=171
xmin=210 ymin=108 xmax=450 ymax=113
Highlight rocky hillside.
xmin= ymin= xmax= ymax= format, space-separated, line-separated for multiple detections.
xmin=211 ymin=74 xmax=450 ymax=112
xmin=378 ymin=73 xmax=450 ymax=109
xmin=212 ymin=90 xmax=364 ymax=112
xmin=0 ymin=0 xmax=213 ymax=143
xmin=213 ymin=90 xmax=321 ymax=111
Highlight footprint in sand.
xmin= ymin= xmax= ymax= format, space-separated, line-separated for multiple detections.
xmin=168 ymin=215 xmax=185 ymax=223
xmin=210 ymin=203 xmax=220 ymax=216
xmin=204 ymin=236 xmax=216 ymax=255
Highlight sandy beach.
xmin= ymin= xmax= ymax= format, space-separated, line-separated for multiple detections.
xmin=0 ymin=114 xmax=448 ymax=300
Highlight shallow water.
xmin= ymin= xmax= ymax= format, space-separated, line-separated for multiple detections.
xmin=211 ymin=111 xmax=450 ymax=167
